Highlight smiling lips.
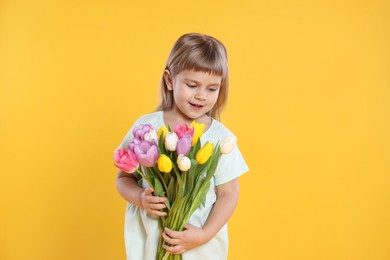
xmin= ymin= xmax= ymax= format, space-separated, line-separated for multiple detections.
xmin=189 ymin=102 xmax=204 ymax=110
xmin=190 ymin=102 xmax=204 ymax=107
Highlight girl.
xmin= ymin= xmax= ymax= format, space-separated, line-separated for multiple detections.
xmin=115 ymin=33 xmax=249 ymax=260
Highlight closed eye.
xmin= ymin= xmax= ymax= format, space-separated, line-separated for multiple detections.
xmin=187 ymin=84 xmax=197 ymax=88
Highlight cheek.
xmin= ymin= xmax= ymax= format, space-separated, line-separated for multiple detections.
xmin=180 ymin=87 xmax=195 ymax=99
xmin=210 ymin=91 xmax=220 ymax=103
xmin=207 ymin=96 xmax=219 ymax=108
xmin=173 ymin=89 xmax=189 ymax=102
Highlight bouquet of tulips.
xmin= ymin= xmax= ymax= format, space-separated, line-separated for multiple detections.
xmin=114 ymin=121 xmax=237 ymax=260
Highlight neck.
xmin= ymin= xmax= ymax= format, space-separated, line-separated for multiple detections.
xmin=162 ymin=109 xmax=212 ymax=129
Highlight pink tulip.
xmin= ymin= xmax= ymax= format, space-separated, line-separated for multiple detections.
xmin=176 ymin=134 xmax=192 ymax=156
xmin=133 ymin=140 xmax=159 ymax=167
xmin=113 ymin=148 xmax=139 ymax=173
xmin=174 ymin=124 xmax=194 ymax=139
xmin=133 ymin=124 xmax=155 ymax=141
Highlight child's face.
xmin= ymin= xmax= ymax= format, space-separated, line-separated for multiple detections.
xmin=167 ymin=69 xmax=222 ymax=122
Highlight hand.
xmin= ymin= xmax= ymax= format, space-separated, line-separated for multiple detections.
xmin=162 ymin=224 xmax=210 ymax=254
xmin=140 ymin=187 xmax=167 ymax=217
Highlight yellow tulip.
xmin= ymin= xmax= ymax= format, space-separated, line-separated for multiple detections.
xmin=157 ymin=154 xmax=172 ymax=173
xmin=191 ymin=121 xmax=205 ymax=146
xmin=195 ymin=142 xmax=214 ymax=164
xmin=158 ymin=126 xmax=168 ymax=140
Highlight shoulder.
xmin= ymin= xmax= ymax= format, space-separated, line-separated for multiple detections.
xmin=209 ymin=119 xmax=236 ymax=139
xmin=201 ymin=118 xmax=237 ymax=145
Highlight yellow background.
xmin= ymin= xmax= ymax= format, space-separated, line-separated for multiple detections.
xmin=1 ymin=0 xmax=389 ymax=259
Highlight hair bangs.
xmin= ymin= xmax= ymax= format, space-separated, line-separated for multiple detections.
xmin=171 ymin=43 xmax=228 ymax=78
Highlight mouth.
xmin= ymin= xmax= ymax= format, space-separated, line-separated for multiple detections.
xmin=189 ymin=102 xmax=204 ymax=108
xmin=189 ymin=102 xmax=205 ymax=111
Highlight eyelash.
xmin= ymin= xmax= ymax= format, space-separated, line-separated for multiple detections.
xmin=187 ymin=84 xmax=218 ymax=92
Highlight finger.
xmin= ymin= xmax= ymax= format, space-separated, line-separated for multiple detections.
xmin=149 ymin=202 xmax=166 ymax=210
xmin=163 ymin=244 xmax=184 ymax=255
xmin=164 ymin=227 xmax=182 ymax=239
xmin=162 ymin=231 xmax=180 ymax=244
xmin=144 ymin=187 xmax=154 ymax=195
xmin=147 ymin=195 xmax=167 ymax=203
xmin=148 ymin=209 xmax=167 ymax=217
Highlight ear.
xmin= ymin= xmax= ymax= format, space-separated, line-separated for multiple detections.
xmin=163 ymin=69 xmax=173 ymax=91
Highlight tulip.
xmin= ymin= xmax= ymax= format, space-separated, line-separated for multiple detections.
xmin=191 ymin=121 xmax=205 ymax=146
xmin=177 ymin=154 xmax=191 ymax=171
xmin=113 ymin=148 xmax=139 ymax=173
xmin=133 ymin=124 xmax=155 ymax=141
xmin=128 ymin=138 xmax=140 ymax=152
xmin=220 ymin=136 xmax=237 ymax=154
xmin=174 ymin=123 xmax=194 ymax=139
xmin=133 ymin=140 xmax=159 ymax=167
xmin=176 ymin=134 xmax=192 ymax=156
xmin=165 ymin=132 xmax=178 ymax=151
xmin=157 ymin=154 xmax=172 ymax=173
xmin=195 ymin=142 xmax=214 ymax=164
xmin=144 ymin=130 xmax=158 ymax=144
xmin=158 ymin=126 xmax=168 ymax=140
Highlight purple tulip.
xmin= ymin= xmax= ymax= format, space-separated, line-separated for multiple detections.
xmin=129 ymin=138 xmax=141 ymax=152
xmin=176 ymin=134 xmax=192 ymax=156
xmin=133 ymin=140 xmax=159 ymax=167
xmin=133 ymin=124 xmax=155 ymax=141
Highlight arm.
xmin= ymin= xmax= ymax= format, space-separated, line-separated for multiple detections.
xmin=116 ymin=170 xmax=167 ymax=217
xmin=162 ymin=178 xmax=240 ymax=254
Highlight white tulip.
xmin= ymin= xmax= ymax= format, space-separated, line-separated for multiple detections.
xmin=220 ymin=136 xmax=237 ymax=154
xmin=165 ymin=132 xmax=178 ymax=151
xmin=144 ymin=130 xmax=158 ymax=144
xmin=177 ymin=154 xmax=191 ymax=171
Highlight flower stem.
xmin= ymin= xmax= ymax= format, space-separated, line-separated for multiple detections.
xmin=158 ymin=170 xmax=169 ymax=197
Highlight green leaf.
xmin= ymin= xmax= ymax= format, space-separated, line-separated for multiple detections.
xmin=147 ymin=167 xmax=158 ymax=178
xmin=164 ymin=198 xmax=171 ymax=210
xmin=171 ymin=157 xmax=181 ymax=176
xmin=175 ymin=171 xmax=184 ymax=197
xmin=194 ymin=160 xmax=208 ymax=180
xmin=158 ymin=132 xmax=167 ymax=154
xmin=167 ymin=177 xmax=176 ymax=202
xmin=189 ymin=139 xmax=202 ymax=159
xmin=145 ymin=176 xmax=154 ymax=187
xmin=153 ymin=178 xmax=165 ymax=197
xmin=186 ymin=161 xmax=197 ymax=195
xmin=191 ymin=178 xmax=203 ymax=200
xmin=199 ymin=182 xmax=210 ymax=207
xmin=202 ymin=144 xmax=221 ymax=184
xmin=194 ymin=139 xmax=201 ymax=152
xmin=163 ymin=172 xmax=170 ymax=190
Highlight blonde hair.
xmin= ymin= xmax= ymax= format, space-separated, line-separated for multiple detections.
xmin=156 ymin=33 xmax=229 ymax=121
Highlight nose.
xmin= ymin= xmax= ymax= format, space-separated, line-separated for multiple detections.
xmin=195 ymin=89 xmax=206 ymax=100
